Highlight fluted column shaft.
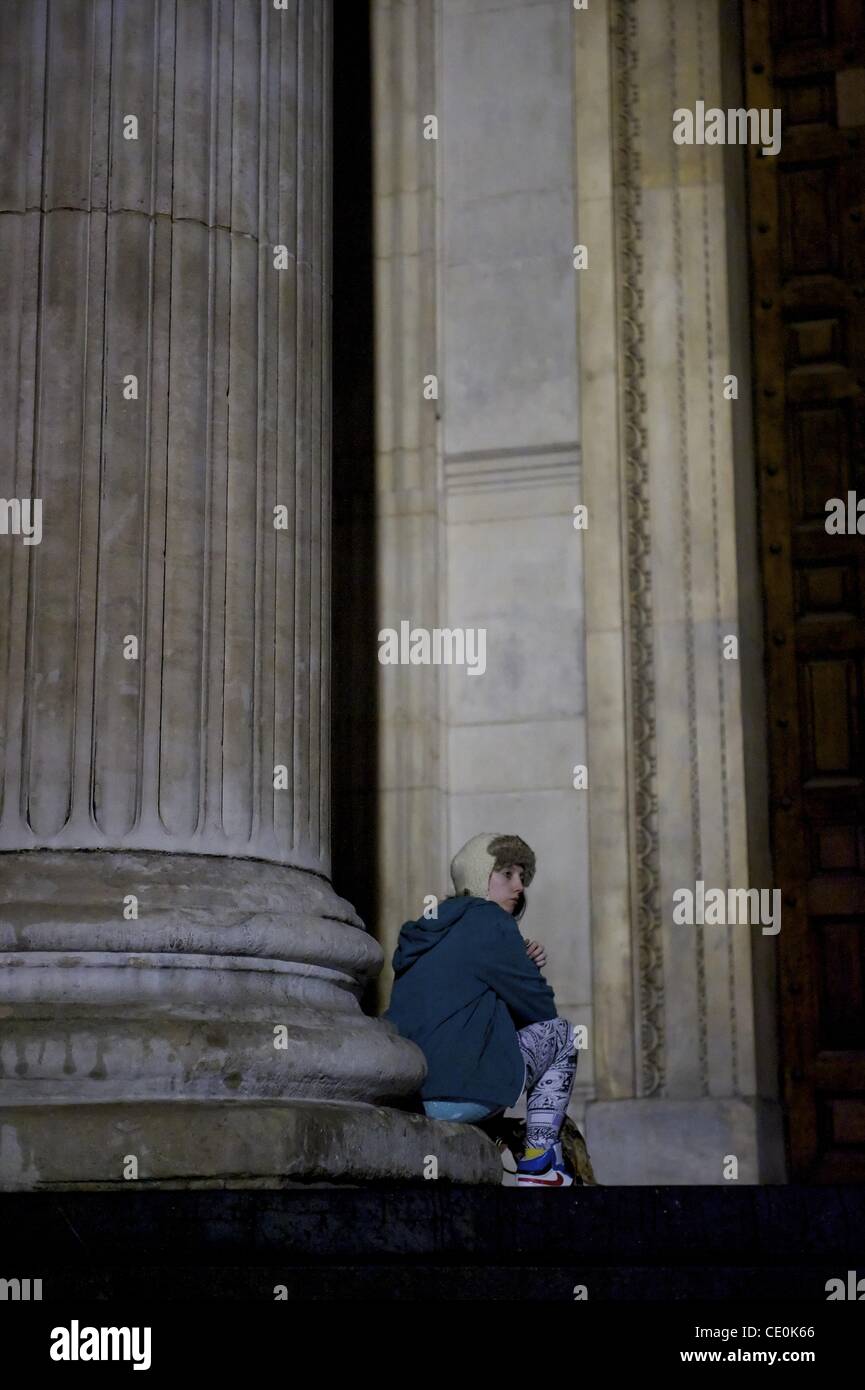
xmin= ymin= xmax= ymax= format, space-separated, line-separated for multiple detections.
xmin=0 ymin=0 xmax=327 ymax=871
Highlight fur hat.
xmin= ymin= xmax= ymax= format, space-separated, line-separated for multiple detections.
xmin=450 ymin=832 xmax=536 ymax=900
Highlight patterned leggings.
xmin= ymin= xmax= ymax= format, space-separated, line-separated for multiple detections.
xmin=516 ymin=1017 xmax=577 ymax=1148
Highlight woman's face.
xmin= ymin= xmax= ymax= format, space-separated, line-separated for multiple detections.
xmin=487 ymin=863 xmax=526 ymax=913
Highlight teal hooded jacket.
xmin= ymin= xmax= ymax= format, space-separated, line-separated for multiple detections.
xmin=382 ymin=895 xmax=558 ymax=1110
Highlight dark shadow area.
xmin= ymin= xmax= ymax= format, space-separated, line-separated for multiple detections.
xmin=6 ymin=1188 xmax=865 ymax=1301
xmin=331 ymin=0 xmax=380 ymax=1013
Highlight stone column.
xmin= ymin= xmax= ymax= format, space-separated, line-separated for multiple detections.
xmin=0 ymin=0 xmax=497 ymax=1187
xmin=371 ymin=0 xmax=447 ymax=1007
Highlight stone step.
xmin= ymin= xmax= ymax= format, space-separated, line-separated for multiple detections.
xmin=2 ymin=1263 xmax=861 ymax=1302
xmin=3 ymin=1185 xmax=865 ymax=1301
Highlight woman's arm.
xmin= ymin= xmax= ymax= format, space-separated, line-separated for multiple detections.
xmin=473 ymin=909 xmax=557 ymax=1028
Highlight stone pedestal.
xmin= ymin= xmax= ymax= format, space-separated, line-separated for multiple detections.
xmin=0 ymin=0 xmax=498 ymax=1187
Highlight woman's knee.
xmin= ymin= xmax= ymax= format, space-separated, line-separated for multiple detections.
xmin=551 ymin=1016 xmax=574 ymax=1048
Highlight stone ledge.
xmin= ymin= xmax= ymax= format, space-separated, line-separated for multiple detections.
xmin=6 ymin=1182 xmax=865 ymax=1257
xmin=0 ymin=1100 xmax=502 ymax=1189
xmin=586 ymin=1098 xmax=787 ymax=1184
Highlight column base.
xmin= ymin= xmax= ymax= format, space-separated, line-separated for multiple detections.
xmin=0 ymin=850 xmax=427 ymax=1105
xmin=0 ymin=1100 xmax=502 ymax=1189
xmin=585 ymin=1097 xmax=787 ymax=1184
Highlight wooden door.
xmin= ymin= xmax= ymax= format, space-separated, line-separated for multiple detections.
xmin=745 ymin=0 xmax=865 ymax=1180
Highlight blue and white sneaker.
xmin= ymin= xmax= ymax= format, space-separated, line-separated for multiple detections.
xmin=515 ymin=1141 xmax=575 ymax=1187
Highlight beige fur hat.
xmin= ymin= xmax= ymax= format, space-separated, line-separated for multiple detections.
xmin=450 ymin=832 xmax=536 ymax=900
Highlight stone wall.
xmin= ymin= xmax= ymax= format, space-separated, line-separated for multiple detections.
xmin=372 ymin=0 xmax=785 ymax=1182
xmin=372 ymin=0 xmax=594 ymax=1125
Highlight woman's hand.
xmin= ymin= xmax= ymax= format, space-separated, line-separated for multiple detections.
xmin=525 ymin=939 xmax=547 ymax=970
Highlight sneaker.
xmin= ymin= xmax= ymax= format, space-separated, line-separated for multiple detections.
xmin=515 ymin=1141 xmax=575 ymax=1187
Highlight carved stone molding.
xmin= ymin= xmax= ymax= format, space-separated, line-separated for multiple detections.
xmin=612 ymin=0 xmax=664 ymax=1097
xmin=443 ymin=442 xmax=581 ymax=494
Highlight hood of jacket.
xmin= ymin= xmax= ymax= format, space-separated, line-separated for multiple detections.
xmin=391 ymin=895 xmax=485 ymax=977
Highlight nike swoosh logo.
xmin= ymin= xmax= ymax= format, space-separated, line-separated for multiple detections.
xmin=517 ymin=1171 xmax=566 ymax=1186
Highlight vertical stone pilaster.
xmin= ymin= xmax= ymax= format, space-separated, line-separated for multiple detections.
xmin=371 ymin=4 xmax=593 ymax=1136
xmin=578 ymin=0 xmax=784 ymax=1182
xmin=371 ymin=0 xmax=447 ymax=999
